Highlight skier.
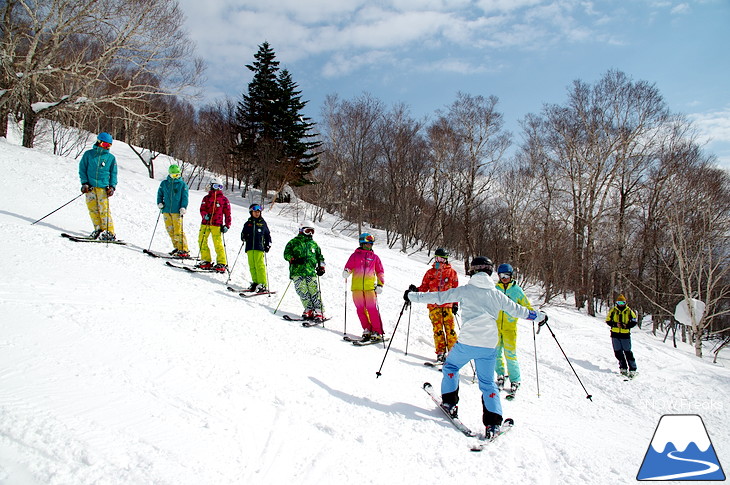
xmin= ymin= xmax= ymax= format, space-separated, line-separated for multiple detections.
xmin=156 ymin=164 xmax=190 ymax=258
xmin=343 ymin=233 xmax=386 ymax=342
xmin=494 ymin=263 xmax=533 ymax=396
xmin=78 ymin=132 xmax=117 ymax=241
xmin=606 ymin=294 xmax=638 ymax=377
xmin=240 ymin=204 xmax=271 ymax=292
xmin=413 ymin=248 xmax=458 ymax=361
xmin=404 ymin=256 xmax=548 ymax=438
xmin=283 ymin=221 xmax=326 ymax=321
xmin=197 ymin=177 xmax=231 ymax=273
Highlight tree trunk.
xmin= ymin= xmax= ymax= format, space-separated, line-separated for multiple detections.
xmin=22 ymin=109 xmax=38 ymax=148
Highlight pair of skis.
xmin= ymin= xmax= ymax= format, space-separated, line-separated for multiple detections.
xmin=61 ymin=232 xmax=126 ymax=245
xmin=281 ymin=314 xmax=331 ymax=327
xmin=422 ymin=382 xmax=513 ymax=452
xmin=225 ymin=285 xmax=276 ymax=298
xmin=343 ymin=335 xmax=390 ymax=346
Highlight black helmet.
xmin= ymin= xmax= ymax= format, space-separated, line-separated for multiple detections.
xmin=468 ymin=256 xmax=493 ymax=276
xmin=435 ymin=248 xmax=449 ymax=258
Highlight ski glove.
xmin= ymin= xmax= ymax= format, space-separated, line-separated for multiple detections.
xmin=529 ymin=310 xmax=548 ymax=326
xmin=158 ymin=203 xmax=164 ymax=209
xmin=453 ymin=303 xmax=459 ymax=315
xmin=403 ymin=284 xmax=418 ymax=302
xmin=179 ymin=208 xmax=186 ymax=216
xmin=316 ymin=265 xmax=325 ymax=276
xmin=375 ymin=284 xmax=383 ymax=294
xmin=342 ymin=270 xmax=350 ymax=279
xmin=264 ymin=244 xmax=270 ymax=253
xmin=221 ymin=225 xmax=229 ymax=233
xmin=203 ymin=214 xmax=211 ymax=221
xmin=81 ymin=184 xmax=91 ymax=194
xmin=106 ymin=186 xmax=115 ymax=197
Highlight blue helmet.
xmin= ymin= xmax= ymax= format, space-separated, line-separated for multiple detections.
xmin=359 ymin=233 xmax=375 ymax=244
xmin=97 ymin=132 xmax=113 ymax=144
xmin=497 ymin=263 xmax=513 ymax=275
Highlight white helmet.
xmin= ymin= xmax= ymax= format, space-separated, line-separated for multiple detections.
xmin=299 ymin=220 xmax=315 ymax=235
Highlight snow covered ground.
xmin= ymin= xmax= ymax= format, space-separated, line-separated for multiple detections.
xmin=0 ymin=132 xmax=728 ymax=485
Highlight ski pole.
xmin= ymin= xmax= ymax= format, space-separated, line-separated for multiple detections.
xmin=226 ymin=242 xmax=245 ymax=285
xmin=344 ymin=286 xmax=348 ymax=336
xmin=375 ymin=301 xmax=410 ymax=378
xmin=533 ymin=321 xmax=540 ymax=398
xmin=272 ymin=280 xmax=292 ymax=315
xmin=541 ymin=321 xmax=593 ymax=401
xmin=147 ymin=209 xmax=162 ymax=251
xmin=405 ymin=304 xmax=412 ymax=356
xmin=316 ymin=274 xmax=325 ymax=327
xmin=31 ymin=193 xmax=84 ymax=225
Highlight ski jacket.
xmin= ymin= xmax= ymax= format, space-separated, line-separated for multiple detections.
xmin=408 ymin=272 xmax=538 ymax=348
xmin=606 ymin=305 xmax=638 ymax=339
xmin=79 ymin=145 xmax=117 ymax=189
xmin=241 ymin=216 xmax=271 ymax=252
xmin=284 ymin=233 xmax=325 ymax=278
xmin=417 ymin=262 xmax=458 ymax=309
xmin=157 ymin=176 xmax=189 ymax=214
xmin=199 ymin=190 xmax=231 ymax=228
xmin=344 ymin=248 xmax=384 ymax=291
xmin=495 ymin=280 xmax=533 ymax=327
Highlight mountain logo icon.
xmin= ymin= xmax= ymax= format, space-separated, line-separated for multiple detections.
xmin=637 ymin=414 xmax=725 ymax=481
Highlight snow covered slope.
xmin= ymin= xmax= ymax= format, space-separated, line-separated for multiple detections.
xmin=0 ymin=135 xmax=728 ymax=485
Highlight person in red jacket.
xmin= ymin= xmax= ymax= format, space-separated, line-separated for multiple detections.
xmin=197 ymin=177 xmax=231 ymax=273
xmin=416 ymin=248 xmax=459 ymax=362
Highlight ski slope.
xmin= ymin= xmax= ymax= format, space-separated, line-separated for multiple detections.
xmin=0 ymin=133 xmax=728 ymax=485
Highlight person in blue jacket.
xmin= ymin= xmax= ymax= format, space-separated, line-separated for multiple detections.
xmin=405 ymin=256 xmax=548 ymax=439
xmin=157 ymin=164 xmax=190 ymax=258
xmin=240 ymin=204 xmax=272 ymax=292
xmin=78 ymin=132 xmax=118 ymax=240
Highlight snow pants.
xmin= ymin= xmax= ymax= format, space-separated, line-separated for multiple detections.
xmin=351 ymin=289 xmax=383 ymax=335
xmin=163 ymin=213 xmax=188 ymax=252
xmin=441 ymin=342 xmax=502 ymax=426
xmin=198 ymin=225 xmax=227 ymax=265
xmin=293 ymin=275 xmax=323 ymax=313
xmin=495 ymin=320 xmax=520 ymax=383
xmin=247 ymin=250 xmax=267 ymax=286
xmin=611 ymin=337 xmax=637 ymax=371
xmin=84 ymin=187 xmax=114 ymax=234
xmin=428 ymin=307 xmax=457 ymax=355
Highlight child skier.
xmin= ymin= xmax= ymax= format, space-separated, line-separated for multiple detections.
xmin=404 ymin=256 xmax=548 ymax=438
xmin=494 ymin=263 xmax=533 ymax=395
xmin=606 ymin=294 xmax=639 ymax=377
xmin=197 ymin=177 xmax=231 ymax=273
xmin=414 ymin=248 xmax=458 ymax=361
xmin=78 ymin=132 xmax=117 ymax=241
xmin=240 ymin=203 xmax=271 ymax=292
xmin=343 ymin=233 xmax=386 ymax=342
xmin=283 ymin=221 xmax=326 ymax=321
xmin=157 ymin=164 xmax=190 ymax=258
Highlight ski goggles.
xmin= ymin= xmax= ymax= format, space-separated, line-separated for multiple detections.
xmin=211 ymin=183 xmax=223 ymax=190
xmin=617 ymin=301 xmax=626 ymax=306
xmin=99 ymin=141 xmax=112 ymax=149
xmin=435 ymin=256 xmax=448 ymax=263
xmin=250 ymin=205 xmax=262 ymax=211
xmin=302 ymin=227 xmax=314 ymax=236
xmin=360 ymin=235 xmax=375 ymax=244
xmin=499 ymin=272 xmax=512 ymax=279
xmin=170 ymin=172 xmax=181 ymax=179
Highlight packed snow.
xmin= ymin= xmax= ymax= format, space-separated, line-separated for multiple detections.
xmin=0 ymin=131 xmax=728 ymax=485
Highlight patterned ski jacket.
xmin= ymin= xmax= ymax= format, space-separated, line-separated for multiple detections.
xmin=344 ymin=248 xmax=385 ymax=291
xmin=284 ymin=233 xmax=325 ymax=278
xmin=606 ymin=305 xmax=638 ymax=339
xmin=199 ymin=190 xmax=231 ymax=228
xmin=417 ymin=262 xmax=458 ymax=309
xmin=79 ymin=145 xmax=117 ymax=189
xmin=157 ymin=176 xmax=189 ymax=214
xmin=241 ymin=216 xmax=271 ymax=252
xmin=495 ymin=280 xmax=533 ymax=328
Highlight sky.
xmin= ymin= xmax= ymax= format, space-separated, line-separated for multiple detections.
xmin=175 ymin=0 xmax=730 ymax=169
xmin=1 ymin=126 xmax=728 ymax=484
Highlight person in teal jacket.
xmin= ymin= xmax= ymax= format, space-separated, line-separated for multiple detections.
xmin=283 ymin=221 xmax=326 ymax=321
xmin=157 ymin=164 xmax=190 ymax=258
xmin=78 ymin=132 xmax=118 ymax=240
xmin=494 ymin=263 xmax=533 ymax=396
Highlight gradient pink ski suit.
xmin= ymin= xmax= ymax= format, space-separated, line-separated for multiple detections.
xmin=344 ymin=248 xmax=385 ymax=334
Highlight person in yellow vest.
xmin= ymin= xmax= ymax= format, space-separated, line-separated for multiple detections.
xmin=605 ymin=294 xmax=638 ymax=377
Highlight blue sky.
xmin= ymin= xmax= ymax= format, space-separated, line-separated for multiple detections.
xmin=176 ymin=0 xmax=730 ymax=169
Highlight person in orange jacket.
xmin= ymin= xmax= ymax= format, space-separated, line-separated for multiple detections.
xmin=416 ymin=248 xmax=459 ymax=362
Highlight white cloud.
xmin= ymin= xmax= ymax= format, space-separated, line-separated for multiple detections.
xmin=670 ymin=3 xmax=691 ymax=15
xmin=690 ymin=106 xmax=730 ymax=143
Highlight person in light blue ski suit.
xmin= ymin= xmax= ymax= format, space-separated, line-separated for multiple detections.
xmin=405 ymin=256 xmax=548 ymax=438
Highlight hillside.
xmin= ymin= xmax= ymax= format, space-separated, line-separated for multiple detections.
xmin=0 ymin=134 xmax=728 ymax=485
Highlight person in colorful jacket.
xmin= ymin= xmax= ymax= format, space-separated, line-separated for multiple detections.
xmin=415 ymin=248 xmax=458 ymax=361
xmin=240 ymin=203 xmax=271 ymax=292
xmin=157 ymin=164 xmax=190 ymax=258
xmin=196 ymin=177 xmax=231 ymax=273
xmin=494 ymin=263 xmax=533 ymax=395
xmin=404 ymin=256 xmax=548 ymax=439
xmin=78 ymin=132 xmax=118 ymax=241
xmin=343 ymin=233 xmax=386 ymax=341
xmin=283 ymin=221 xmax=326 ymax=321
xmin=606 ymin=294 xmax=638 ymax=377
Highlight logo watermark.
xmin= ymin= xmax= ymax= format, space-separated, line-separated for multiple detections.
xmin=640 ymin=398 xmax=724 ymax=413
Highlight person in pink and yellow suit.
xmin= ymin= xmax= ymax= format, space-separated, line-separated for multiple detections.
xmin=343 ymin=233 xmax=385 ymax=342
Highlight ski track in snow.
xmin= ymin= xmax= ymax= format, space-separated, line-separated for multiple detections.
xmin=0 ymin=134 xmax=729 ymax=484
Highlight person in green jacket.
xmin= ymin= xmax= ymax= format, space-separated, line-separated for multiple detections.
xmin=283 ymin=221 xmax=326 ymax=322
xmin=494 ymin=263 xmax=534 ymax=396
xmin=606 ymin=294 xmax=638 ymax=377
xmin=78 ymin=132 xmax=117 ymax=240
xmin=157 ymin=164 xmax=190 ymax=258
